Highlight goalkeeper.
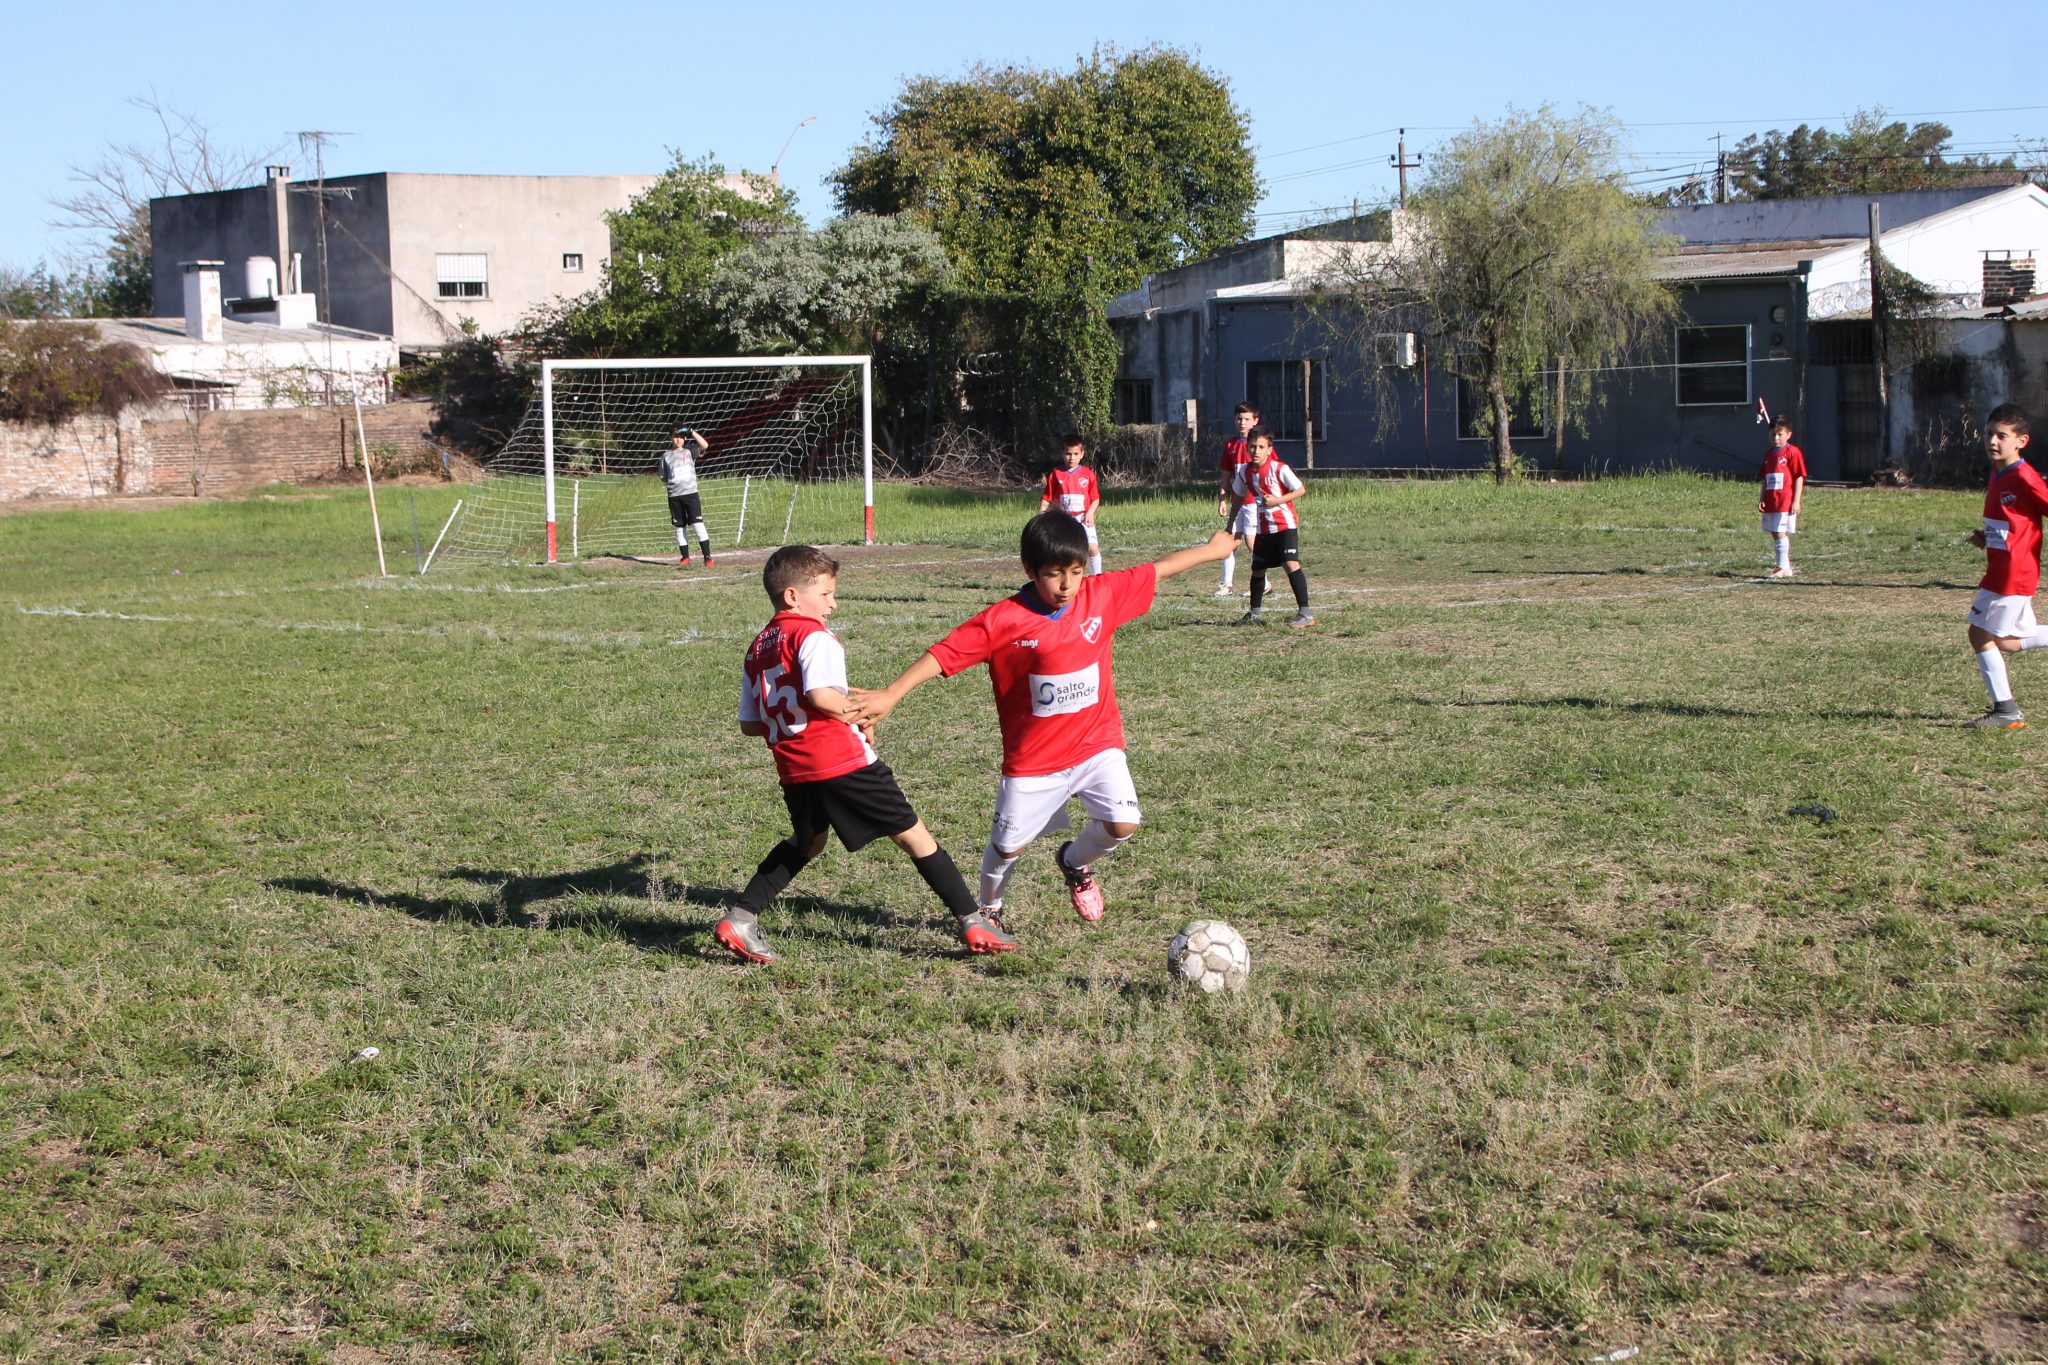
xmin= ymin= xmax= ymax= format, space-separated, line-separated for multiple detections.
xmin=659 ymin=426 xmax=715 ymax=568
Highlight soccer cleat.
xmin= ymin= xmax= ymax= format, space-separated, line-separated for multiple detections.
xmin=677 ymin=556 xmax=692 ymax=568
xmin=1288 ymin=613 xmax=1317 ymax=630
xmin=958 ymin=910 xmax=1018 ymax=954
xmin=1055 ymin=841 xmax=1104 ymax=922
xmin=1964 ymin=708 xmax=2027 ymax=730
xmin=1212 ymin=585 xmax=1238 ymax=598
xmin=1767 ymin=566 xmax=1796 ymax=578
xmin=1233 ymin=610 xmax=1264 ymax=626
xmin=703 ymin=557 xmax=717 ymax=568
xmin=714 ymin=917 xmax=780 ymax=963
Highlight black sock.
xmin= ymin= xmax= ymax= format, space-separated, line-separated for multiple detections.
xmin=1287 ymin=567 xmax=1309 ymax=612
xmin=912 ymin=847 xmax=979 ymax=919
xmin=700 ymin=539 xmax=714 ymax=559
xmin=1249 ymin=573 xmax=1267 ymax=610
xmin=737 ymin=838 xmax=811 ymax=916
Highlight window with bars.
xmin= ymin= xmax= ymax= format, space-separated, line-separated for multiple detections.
xmin=1116 ymin=379 xmax=1154 ymax=424
xmin=435 ymin=253 xmax=489 ymax=300
xmin=1674 ymin=324 xmax=1750 ymax=406
xmin=1244 ymin=359 xmax=1326 ymax=441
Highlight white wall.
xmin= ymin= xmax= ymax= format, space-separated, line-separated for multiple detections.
xmin=1807 ymin=186 xmax=2048 ymax=319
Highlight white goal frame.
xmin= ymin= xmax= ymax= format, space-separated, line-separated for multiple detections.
xmin=538 ymin=355 xmax=874 ymax=564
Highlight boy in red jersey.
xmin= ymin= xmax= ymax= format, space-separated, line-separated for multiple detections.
xmin=1965 ymin=404 xmax=2048 ymax=730
xmin=1759 ymin=417 xmax=1807 ymax=578
xmin=850 ymin=514 xmax=1236 ymax=932
xmin=721 ymin=545 xmax=1015 ymax=962
xmin=1038 ymin=433 xmax=1103 ymax=574
xmin=1230 ymin=427 xmax=1314 ymax=629
xmin=1213 ymin=401 xmax=1260 ymax=597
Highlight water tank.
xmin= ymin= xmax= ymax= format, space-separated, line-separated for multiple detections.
xmin=245 ymin=256 xmax=278 ymax=301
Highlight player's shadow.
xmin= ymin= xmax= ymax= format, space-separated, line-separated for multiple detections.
xmin=1709 ymin=571 xmax=1973 ymax=591
xmin=268 ymin=856 xmax=925 ymax=959
xmin=1412 ymin=695 xmax=1951 ymax=723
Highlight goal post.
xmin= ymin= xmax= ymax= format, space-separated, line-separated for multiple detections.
xmin=436 ymin=355 xmax=874 ymax=567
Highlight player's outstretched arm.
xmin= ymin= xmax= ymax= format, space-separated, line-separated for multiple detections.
xmin=1150 ymin=530 xmax=1239 ymax=582
xmin=847 ymin=651 xmax=944 ymax=726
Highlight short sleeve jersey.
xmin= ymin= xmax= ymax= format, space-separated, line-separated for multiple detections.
xmin=1760 ymin=443 xmax=1807 ymax=514
xmin=1220 ymin=437 xmax=1253 ymax=504
xmin=1232 ymin=458 xmax=1304 ymax=533
xmin=738 ymin=612 xmax=876 ymax=784
xmin=927 ymin=565 xmax=1158 ymax=777
xmin=1980 ymin=458 xmax=2048 ymax=597
xmin=659 ymin=445 xmax=699 ymax=497
xmin=1044 ymin=465 xmax=1101 ymax=517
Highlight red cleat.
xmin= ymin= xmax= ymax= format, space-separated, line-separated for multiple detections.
xmin=1055 ymin=841 xmax=1104 ymax=922
xmin=958 ymin=910 xmax=1017 ymax=954
xmin=714 ymin=917 xmax=779 ymax=963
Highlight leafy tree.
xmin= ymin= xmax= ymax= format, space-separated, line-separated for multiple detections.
xmin=0 ymin=321 xmax=169 ymax=423
xmin=1727 ymin=109 xmax=2022 ymax=200
xmin=1307 ymin=106 xmax=1676 ymax=481
xmin=833 ymin=46 xmax=1259 ymax=442
xmin=391 ymin=329 xmax=534 ymax=457
xmin=0 ymin=264 xmax=98 ymax=320
xmin=49 ymin=96 xmax=286 ymax=318
xmin=708 ymin=213 xmax=947 ymax=355
xmin=525 ymin=155 xmax=800 ymax=359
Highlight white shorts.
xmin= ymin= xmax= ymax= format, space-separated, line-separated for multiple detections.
xmin=1761 ymin=512 xmax=1797 ymax=535
xmin=1969 ymin=589 xmax=2039 ymax=639
xmin=988 ymin=748 xmax=1140 ymax=851
xmin=1228 ymin=503 xmax=1259 ymax=537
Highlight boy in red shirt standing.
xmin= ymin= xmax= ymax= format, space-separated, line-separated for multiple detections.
xmin=721 ymin=545 xmax=1016 ymax=962
xmin=1039 ymin=433 xmax=1103 ymax=575
xmin=851 ymin=515 xmax=1235 ymax=934
xmin=1966 ymin=404 xmax=2048 ymax=730
xmin=1759 ymin=417 xmax=1807 ymax=578
xmin=1214 ymin=401 xmax=1260 ymax=597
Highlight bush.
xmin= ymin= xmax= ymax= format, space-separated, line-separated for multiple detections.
xmin=391 ymin=334 xmax=533 ymax=459
xmin=0 ymin=321 xmax=169 ymax=423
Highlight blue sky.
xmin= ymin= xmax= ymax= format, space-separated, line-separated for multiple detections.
xmin=5 ymin=0 xmax=2042 ymax=275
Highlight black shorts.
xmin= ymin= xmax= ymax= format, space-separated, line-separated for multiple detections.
xmin=782 ymin=760 xmax=918 ymax=852
xmin=667 ymin=492 xmax=703 ymax=527
xmin=1251 ymin=527 xmax=1301 ymax=570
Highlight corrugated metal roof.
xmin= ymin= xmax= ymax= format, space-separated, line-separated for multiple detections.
xmin=1653 ymin=239 xmax=1859 ymax=282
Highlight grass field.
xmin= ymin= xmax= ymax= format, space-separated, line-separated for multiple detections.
xmin=2 ymin=474 xmax=2045 ymax=1363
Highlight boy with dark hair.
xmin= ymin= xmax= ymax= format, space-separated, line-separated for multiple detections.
xmin=850 ymin=514 xmax=1236 ymax=933
xmin=1230 ymin=426 xmax=1315 ymax=628
xmin=659 ymin=427 xmax=715 ymax=568
xmin=1759 ymin=416 xmax=1807 ymax=578
xmin=1214 ymin=401 xmax=1260 ymax=597
xmin=721 ymin=544 xmax=1015 ymax=962
xmin=1965 ymin=403 xmax=2047 ymax=730
xmin=1039 ymin=432 xmax=1103 ymax=575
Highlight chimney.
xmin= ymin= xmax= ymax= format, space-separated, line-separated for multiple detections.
xmin=267 ymin=165 xmax=291 ymax=289
xmin=181 ymin=261 xmax=224 ymax=342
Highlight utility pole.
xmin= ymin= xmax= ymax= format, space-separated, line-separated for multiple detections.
xmin=1390 ymin=130 xmax=1422 ymax=209
xmin=1713 ymin=133 xmax=1727 ymax=204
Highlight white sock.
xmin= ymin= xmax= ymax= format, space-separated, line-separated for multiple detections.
xmin=676 ymin=529 xmax=689 ymax=553
xmin=1087 ymin=554 xmax=1102 ymax=575
xmin=978 ymin=844 xmax=1021 ymax=908
xmin=1066 ymin=820 xmax=1134 ymax=869
xmin=2020 ymin=627 xmax=2048 ymax=651
xmin=1219 ymin=554 xmax=1235 ymax=590
xmin=1977 ymin=647 xmax=2015 ymax=705
xmin=1774 ymin=537 xmax=1791 ymax=570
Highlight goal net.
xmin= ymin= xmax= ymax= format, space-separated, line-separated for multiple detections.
xmin=433 ymin=356 xmax=873 ymax=566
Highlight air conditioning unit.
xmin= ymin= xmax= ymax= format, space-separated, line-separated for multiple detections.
xmin=1374 ymin=332 xmax=1418 ymax=368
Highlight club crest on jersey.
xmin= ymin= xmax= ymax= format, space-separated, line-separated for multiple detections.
xmin=1079 ymin=615 xmax=1102 ymax=643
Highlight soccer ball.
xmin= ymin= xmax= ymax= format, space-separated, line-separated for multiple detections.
xmin=1167 ymin=920 xmax=1250 ymax=994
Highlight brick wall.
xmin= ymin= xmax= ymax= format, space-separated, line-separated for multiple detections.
xmin=0 ymin=400 xmax=442 ymax=501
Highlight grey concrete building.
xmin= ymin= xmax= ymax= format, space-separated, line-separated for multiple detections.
xmin=149 ymin=169 xmax=742 ymax=350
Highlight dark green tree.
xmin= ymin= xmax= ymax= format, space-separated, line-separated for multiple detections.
xmin=1728 ymin=109 xmax=2022 ymax=200
xmin=833 ymin=46 xmax=1259 ymax=442
xmin=525 ymin=155 xmax=801 ymax=359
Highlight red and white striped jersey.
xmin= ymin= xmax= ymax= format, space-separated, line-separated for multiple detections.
xmin=1044 ymin=465 xmax=1100 ymax=517
xmin=1232 ymin=458 xmax=1304 ymax=533
xmin=739 ymin=612 xmax=876 ymax=784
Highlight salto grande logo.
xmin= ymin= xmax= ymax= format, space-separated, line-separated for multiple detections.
xmin=1029 ymin=664 xmax=1100 ymax=717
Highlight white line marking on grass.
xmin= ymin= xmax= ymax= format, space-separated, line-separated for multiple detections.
xmin=15 ymin=603 xmax=750 ymax=650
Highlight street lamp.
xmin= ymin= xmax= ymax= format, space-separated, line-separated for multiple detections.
xmin=771 ymin=116 xmax=818 ymax=184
